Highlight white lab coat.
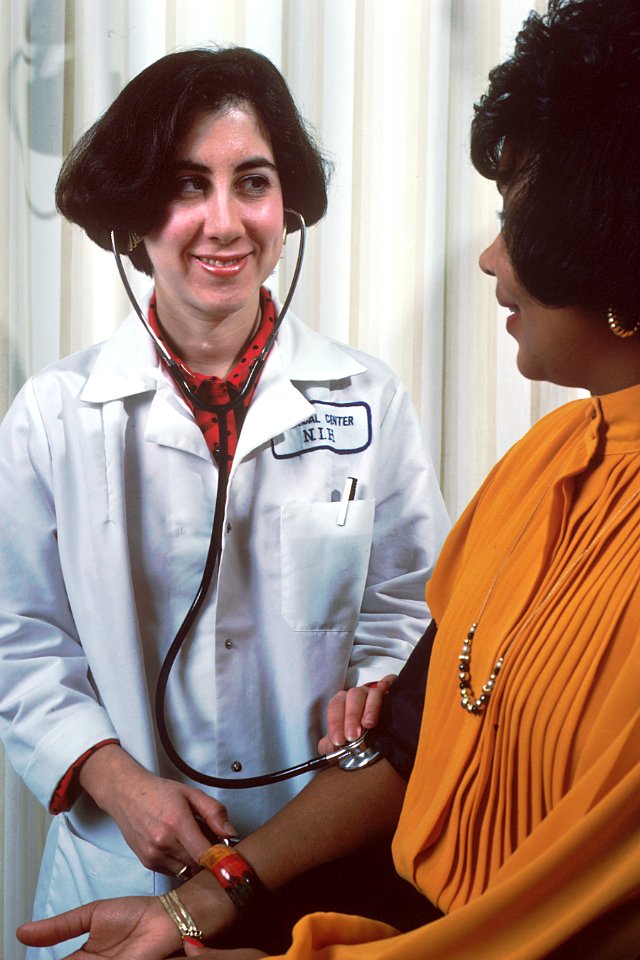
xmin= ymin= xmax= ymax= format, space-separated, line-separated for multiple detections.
xmin=0 ymin=291 xmax=449 ymax=955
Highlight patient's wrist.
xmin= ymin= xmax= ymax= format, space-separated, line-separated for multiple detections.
xmin=177 ymin=867 xmax=240 ymax=940
xmin=158 ymin=888 xmax=203 ymax=942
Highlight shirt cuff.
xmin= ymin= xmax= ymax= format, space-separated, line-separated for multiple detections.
xmin=49 ymin=739 xmax=120 ymax=814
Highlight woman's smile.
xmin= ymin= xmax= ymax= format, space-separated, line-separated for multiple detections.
xmin=497 ymin=293 xmax=521 ymax=332
xmin=193 ymin=252 xmax=251 ymax=275
xmin=143 ymin=103 xmax=284 ymax=349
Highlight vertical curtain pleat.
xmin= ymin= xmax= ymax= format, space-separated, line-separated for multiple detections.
xmin=3 ymin=761 xmax=50 ymax=960
xmin=1 ymin=1 xmax=580 ymax=955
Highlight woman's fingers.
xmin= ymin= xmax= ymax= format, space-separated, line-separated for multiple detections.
xmin=320 ymin=676 xmax=397 ymax=752
xmin=179 ymin=790 xmax=238 ymax=863
xmin=17 ymin=901 xmax=96 ymax=947
xmin=360 ymin=675 xmax=397 ymax=729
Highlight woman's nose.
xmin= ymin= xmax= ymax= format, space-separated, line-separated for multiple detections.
xmin=478 ymin=234 xmax=500 ymax=276
xmin=203 ymin=190 xmax=242 ymax=242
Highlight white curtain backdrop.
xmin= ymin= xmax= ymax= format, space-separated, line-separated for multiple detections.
xmin=1 ymin=1 xmax=579 ymax=955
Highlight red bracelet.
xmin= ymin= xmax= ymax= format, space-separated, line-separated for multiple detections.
xmin=199 ymin=844 xmax=267 ymax=918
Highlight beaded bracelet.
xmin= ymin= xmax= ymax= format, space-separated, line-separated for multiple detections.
xmin=199 ymin=844 xmax=268 ymax=919
xmin=158 ymin=888 xmax=203 ymax=942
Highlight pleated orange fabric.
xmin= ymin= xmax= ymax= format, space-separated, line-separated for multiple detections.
xmin=278 ymin=385 xmax=640 ymax=958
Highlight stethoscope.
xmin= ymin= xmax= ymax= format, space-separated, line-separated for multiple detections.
xmin=110 ymin=211 xmax=381 ymax=789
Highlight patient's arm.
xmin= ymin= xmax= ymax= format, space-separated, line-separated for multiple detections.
xmin=17 ymin=759 xmax=406 ymax=960
xmin=240 ymin=755 xmax=405 ymax=887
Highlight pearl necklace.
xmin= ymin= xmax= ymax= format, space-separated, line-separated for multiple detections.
xmin=458 ymin=482 xmax=640 ymax=715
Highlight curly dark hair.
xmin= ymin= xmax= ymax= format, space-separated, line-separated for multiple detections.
xmin=55 ymin=47 xmax=330 ymax=276
xmin=470 ymin=0 xmax=640 ymax=322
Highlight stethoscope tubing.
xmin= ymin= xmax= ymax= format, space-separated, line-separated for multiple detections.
xmin=111 ymin=213 xmax=374 ymax=789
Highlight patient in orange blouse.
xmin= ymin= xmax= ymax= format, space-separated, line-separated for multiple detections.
xmin=17 ymin=0 xmax=640 ymax=957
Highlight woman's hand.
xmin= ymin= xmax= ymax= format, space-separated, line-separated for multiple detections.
xmin=79 ymin=745 xmax=237 ymax=875
xmin=16 ymin=896 xmax=267 ymax=960
xmin=317 ymin=675 xmax=397 ymax=754
xmin=17 ymin=895 xmax=182 ymax=960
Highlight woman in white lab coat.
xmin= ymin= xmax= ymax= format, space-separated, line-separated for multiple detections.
xmin=0 ymin=47 xmax=448 ymax=955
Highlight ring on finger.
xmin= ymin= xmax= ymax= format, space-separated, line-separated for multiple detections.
xmin=176 ymin=865 xmax=191 ymax=881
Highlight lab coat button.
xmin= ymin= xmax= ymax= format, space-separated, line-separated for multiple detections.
xmin=224 ymin=639 xmax=234 ymax=649
xmin=226 ymin=522 xmax=232 ymax=533
xmin=231 ymin=761 xmax=242 ymax=772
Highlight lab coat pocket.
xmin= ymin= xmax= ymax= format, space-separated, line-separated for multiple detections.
xmin=281 ymin=499 xmax=375 ymax=631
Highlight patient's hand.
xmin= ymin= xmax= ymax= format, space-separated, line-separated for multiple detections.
xmin=17 ymin=895 xmax=181 ymax=960
xmin=18 ymin=897 xmax=269 ymax=960
xmin=318 ymin=675 xmax=397 ymax=754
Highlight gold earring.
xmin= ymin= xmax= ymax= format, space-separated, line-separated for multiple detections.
xmin=607 ymin=306 xmax=640 ymax=339
xmin=282 ymin=223 xmax=287 ymax=245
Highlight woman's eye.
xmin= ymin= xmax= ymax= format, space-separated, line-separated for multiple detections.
xmin=497 ymin=209 xmax=506 ymax=229
xmin=238 ymin=174 xmax=271 ymax=195
xmin=174 ymin=176 xmax=207 ymax=197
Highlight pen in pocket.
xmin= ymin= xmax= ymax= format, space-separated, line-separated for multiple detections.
xmin=336 ymin=476 xmax=358 ymax=526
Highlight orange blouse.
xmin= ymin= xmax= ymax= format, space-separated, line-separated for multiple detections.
xmin=278 ymin=385 xmax=640 ymax=958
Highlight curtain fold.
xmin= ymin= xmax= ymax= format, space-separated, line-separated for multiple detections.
xmin=1 ymin=1 xmax=576 ymax=956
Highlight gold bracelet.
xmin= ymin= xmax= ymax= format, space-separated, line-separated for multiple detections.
xmin=158 ymin=889 xmax=203 ymax=941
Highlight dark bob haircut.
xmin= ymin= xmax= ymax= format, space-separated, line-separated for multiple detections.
xmin=55 ymin=46 xmax=330 ymax=276
xmin=470 ymin=0 xmax=640 ymax=322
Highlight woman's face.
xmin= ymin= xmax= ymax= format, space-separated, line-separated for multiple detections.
xmin=479 ymin=187 xmax=610 ymax=392
xmin=144 ymin=103 xmax=284 ymax=330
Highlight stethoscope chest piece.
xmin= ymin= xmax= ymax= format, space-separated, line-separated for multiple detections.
xmin=335 ymin=734 xmax=382 ymax=771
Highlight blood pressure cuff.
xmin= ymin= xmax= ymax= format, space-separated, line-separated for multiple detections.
xmin=368 ymin=619 xmax=436 ymax=781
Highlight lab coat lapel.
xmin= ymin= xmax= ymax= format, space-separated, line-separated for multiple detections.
xmin=232 ymin=357 xmax=314 ymax=467
xmin=232 ymin=311 xmax=367 ymax=468
xmin=80 ymin=306 xmax=159 ymax=403
xmin=81 ymin=306 xmax=211 ymax=462
xmin=145 ymin=385 xmax=211 ymax=461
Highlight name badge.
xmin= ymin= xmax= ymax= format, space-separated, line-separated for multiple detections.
xmin=272 ymin=401 xmax=372 ymax=459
